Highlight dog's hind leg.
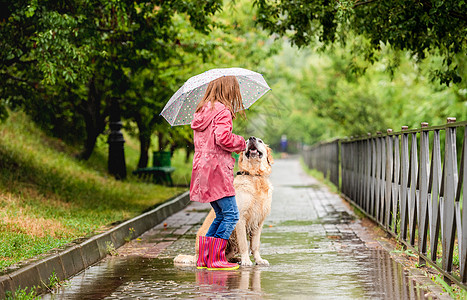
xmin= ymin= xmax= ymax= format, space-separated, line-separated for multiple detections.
xmin=235 ymin=219 xmax=254 ymax=266
xmin=250 ymin=222 xmax=269 ymax=266
xmin=225 ymin=241 xmax=236 ymax=261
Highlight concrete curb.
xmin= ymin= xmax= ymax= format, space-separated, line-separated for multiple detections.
xmin=0 ymin=191 xmax=190 ymax=298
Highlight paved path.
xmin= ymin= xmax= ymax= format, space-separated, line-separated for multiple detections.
xmin=43 ymin=158 xmax=448 ymax=299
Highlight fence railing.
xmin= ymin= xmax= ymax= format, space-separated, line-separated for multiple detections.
xmin=302 ymin=140 xmax=340 ymax=187
xmin=302 ymin=118 xmax=467 ymax=288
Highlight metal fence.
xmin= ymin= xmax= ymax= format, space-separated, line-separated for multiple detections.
xmin=302 ymin=118 xmax=467 ymax=288
xmin=302 ymin=140 xmax=339 ymax=187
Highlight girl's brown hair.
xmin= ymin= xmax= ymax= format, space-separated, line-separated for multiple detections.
xmin=195 ymin=76 xmax=246 ymax=119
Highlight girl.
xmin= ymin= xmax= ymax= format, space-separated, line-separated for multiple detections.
xmin=190 ymin=76 xmax=246 ymax=270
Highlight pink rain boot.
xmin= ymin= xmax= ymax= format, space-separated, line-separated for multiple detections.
xmin=197 ymin=236 xmax=209 ymax=269
xmin=206 ymin=237 xmax=239 ymax=270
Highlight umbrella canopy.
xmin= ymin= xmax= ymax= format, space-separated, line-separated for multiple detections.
xmin=161 ymin=67 xmax=271 ymax=126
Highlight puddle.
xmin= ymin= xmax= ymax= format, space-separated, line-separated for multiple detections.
xmin=41 ymin=159 xmax=439 ymax=300
xmin=42 ymin=246 xmax=435 ymax=300
xmin=42 ymin=214 xmax=437 ymax=300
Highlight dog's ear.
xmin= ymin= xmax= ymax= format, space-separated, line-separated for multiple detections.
xmin=267 ymin=146 xmax=274 ymax=166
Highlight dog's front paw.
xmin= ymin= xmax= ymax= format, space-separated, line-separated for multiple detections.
xmin=255 ymin=258 xmax=269 ymax=266
xmin=240 ymin=258 xmax=254 ymax=266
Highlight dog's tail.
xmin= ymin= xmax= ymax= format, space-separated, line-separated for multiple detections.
xmin=173 ymin=254 xmax=196 ymax=266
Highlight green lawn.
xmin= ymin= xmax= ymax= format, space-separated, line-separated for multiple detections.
xmin=0 ymin=112 xmax=190 ymax=271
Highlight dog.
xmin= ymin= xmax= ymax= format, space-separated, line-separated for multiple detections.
xmin=174 ymin=136 xmax=274 ymax=266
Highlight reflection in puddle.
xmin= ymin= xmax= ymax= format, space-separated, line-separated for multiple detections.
xmin=42 ymin=257 xmax=266 ymax=299
xmin=195 ymin=268 xmax=264 ymax=298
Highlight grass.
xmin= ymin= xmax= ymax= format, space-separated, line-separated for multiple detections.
xmin=0 ymin=112 xmax=189 ymax=272
xmin=4 ymin=270 xmax=67 ymax=300
xmin=5 ymin=286 xmax=40 ymax=300
xmin=43 ymin=270 xmax=64 ymax=292
xmin=432 ymin=274 xmax=467 ymax=300
xmin=299 ymin=158 xmax=339 ymax=194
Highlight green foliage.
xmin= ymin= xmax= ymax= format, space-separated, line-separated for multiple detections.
xmin=300 ymin=158 xmax=339 ymax=194
xmin=0 ymin=0 xmax=224 ymax=160
xmin=254 ymin=0 xmax=467 ymax=84
xmin=45 ymin=270 xmax=62 ymax=291
xmin=5 ymin=286 xmax=39 ymax=300
xmin=431 ymin=273 xmax=467 ymax=299
xmin=124 ymin=227 xmax=136 ymax=243
xmin=1 ymin=0 xmax=279 ymax=167
xmin=391 ymin=248 xmax=418 ymax=258
xmin=105 ymin=241 xmax=118 ymax=256
xmin=0 ymin=111 xmax=185 ymax=270
xmin=255 ymin=42 xmax=466 ymax=148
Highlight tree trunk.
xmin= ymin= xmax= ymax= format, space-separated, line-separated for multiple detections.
xmin=135 ymin=111 xmax=160 ymax=169
xmin=138 ymin=135 xmax=150 ymax=168
xmin=79 ymin=117 xmax=100 ymax=160
xmin=170 ymin=142 xmax=177 ymax=157
xmin=136 ymin=113 xmax=151 ymax=169
xmin=158 ymin=131 xmax=169 ymax=150
xmin=77 ymin=76 xmax=107 ymax=160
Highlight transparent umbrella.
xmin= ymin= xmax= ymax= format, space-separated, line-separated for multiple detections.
xmin=160 ymin=67 xmax=271 ymax=126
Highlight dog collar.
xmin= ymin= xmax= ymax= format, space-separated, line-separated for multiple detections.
xmin=236 ymin=171 xmax=261 ymax=176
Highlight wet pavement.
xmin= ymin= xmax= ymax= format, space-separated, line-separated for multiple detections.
xmin=42 ymin=158 xmax=447 ymax=299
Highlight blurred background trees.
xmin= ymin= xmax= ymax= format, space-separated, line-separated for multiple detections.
xmin=256 ymin=42 xmax=466 ymax=152
xmin=255 ymin=0 xmax=466 ymax=85
xmin=251 ymin=0 xmax=466 ymax=152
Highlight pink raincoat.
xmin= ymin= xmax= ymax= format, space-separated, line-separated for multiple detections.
xmin=190 ymin=102 xmax=246 ymax=203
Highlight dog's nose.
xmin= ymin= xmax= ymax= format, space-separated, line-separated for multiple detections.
xmin=249 ymin=136 xmax=256 ymax=141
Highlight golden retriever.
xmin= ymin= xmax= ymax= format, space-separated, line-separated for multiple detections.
xmin=175 ymin=136 xmax=273 ymax=266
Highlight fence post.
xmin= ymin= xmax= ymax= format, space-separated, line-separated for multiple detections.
xmin=392 ymin=134 xmax=400 ymax=234
xmin=380 ymin=132 xmax=387 ymax=225
xmin=365 ymin=134 xmax=372 ymax=213
xmin=376 ymin=132 xmax=383 ymax=224
xmin=460 ymin=125 xmax=467 ymax=282
xmin=442 ymin=117 xmax=458 ymax=282
xmin=400 ymin=126 xmax=410 ymax=242
xmin=418 ymin=122 xmax=430 ymax=266
xmin=385 ymin=129 xmax=394 ymax=229
xmin=429 ymin=129 xmax=442 ymax=264
xmin=335 ymin=140 xmax=340 ymax=189
xmin=371 ymin=136 xmax=377 ymax=218
xmin=358 ymin=138 xmax=363 ymax=210
xmin=409 ymin=131 xmax=418 ymax=246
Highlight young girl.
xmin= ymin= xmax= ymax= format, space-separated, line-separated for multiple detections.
xmin=190 ymin=76 xmax=246 ymax=270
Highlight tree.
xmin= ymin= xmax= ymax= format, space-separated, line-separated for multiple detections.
xmin=257 ymin=41 xmax=466 ymax=149
xmin=254 ymin=0 xmax=467 ymax=84
xmin=0 ymin=0 xmax=222 ymax=159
